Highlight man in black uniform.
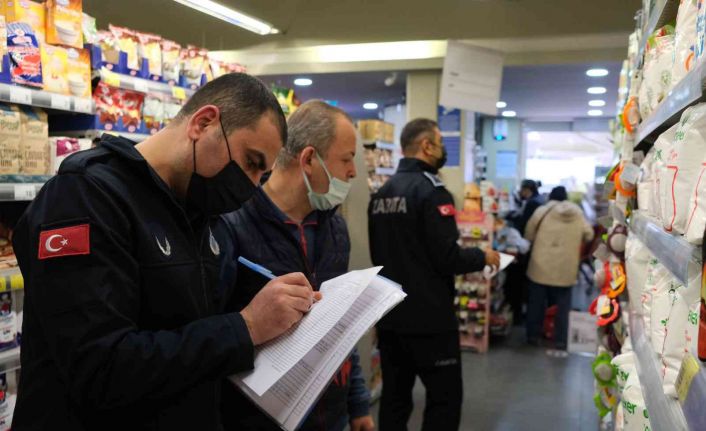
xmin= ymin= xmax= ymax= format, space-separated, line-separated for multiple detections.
xmin=368 ymin=118 xmax=500 ymax=431
xmin=11 ymin=74 xmax=318 ymax=430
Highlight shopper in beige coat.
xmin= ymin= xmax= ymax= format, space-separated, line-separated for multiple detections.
xmin=524 ymin=186 xmax=594 ymax=352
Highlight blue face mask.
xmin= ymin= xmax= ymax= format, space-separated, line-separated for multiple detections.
xmin=302 ymin=152 xmax=351 ymax=211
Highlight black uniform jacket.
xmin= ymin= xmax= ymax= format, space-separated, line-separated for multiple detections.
xmin=12 ymin=135 xmax=254 ymax=430
xmin=368 ymin=158 xmax=485 ymax=334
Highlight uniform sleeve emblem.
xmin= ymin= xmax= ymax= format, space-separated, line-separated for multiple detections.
xmin=437 ymin=204 xmax=456 ymax=217
xmin=38 ymin=224 xmax=90 ymax=260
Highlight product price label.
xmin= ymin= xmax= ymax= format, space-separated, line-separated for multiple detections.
xmin=676 ymin=353 xmax=700 ymax=404
xmin=133 ymin=79 xmax=149 ymax=93
xmin=9 ymin=87 xmax=31 ymax=105
xmin=14 ymin=184 xmax=36 ymax=201
xmin=73 ymin=98 xmax=93 ymax=114
xmin=50 ymin=94 xmax=71 ymax=111
xmin=171 ymin=86 xmax=187 ymax=100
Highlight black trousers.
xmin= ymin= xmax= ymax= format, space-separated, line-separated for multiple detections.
xmin=378 ymin=330 xmax=462 ymax=431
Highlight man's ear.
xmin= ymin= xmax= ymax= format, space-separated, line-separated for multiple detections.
xmin=185 ymin=105 xmax=220 ymax=141
xmin=299 ymin=146 xmax=316 ymax=175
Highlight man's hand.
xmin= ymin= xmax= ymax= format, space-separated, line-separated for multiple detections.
xmin=240 ymin=272 xmax=322 ymax=345
xmin=484 ymin=247 xmax=500 ymax=268
xmin=350 ymin=415 xmax=375 ymax=431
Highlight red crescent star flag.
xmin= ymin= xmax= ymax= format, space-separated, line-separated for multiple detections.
xmin=38 ymin=224 xmax=90 ymax=260
xmin=437 ymin=204 xmax=456 ymax=217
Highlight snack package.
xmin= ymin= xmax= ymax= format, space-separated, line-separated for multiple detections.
xmin=638 ymin=27 xmax=676 ymax=119
xmin=209 ymin=57 xmax=247 ymax=78
xmin=40 ymin=44 xmax=68 ymax=94
xmin=66 ymin=47 xmax=90 ymax=97
xmin=161 ymin=38 xmax=181 ymax=84
xmin=93 ymin=81 xmax=119 ymax=130
xmin=143 ymin=95 xmax=164 ymax=134
xmin=49 ymin=137 xmax=91 ymax=174
xmin=181 ymin=45 xmax=206 ymax=89
xmin=672 ymin=0 xmax=698 ymax=90
xmin=109 ymin=24 xmax=139 ymax=72
xmin=18 ymin=106 xmax=48 ymax=175
xmin=96 ymin=29 xmax=120 ymax=67
xmin=7 ymin=22 xmax=42 ymax=88
xmin=137 ymin=31 xmax=161 ymax=78
xmin=662 ymin=104 xmax=706 ymax=235
xmin=81 ymin=12 xmax=96 ymax=45
xmin=119 ymin=89 xmax=144 ymax=133
xmin=162 ymin=100 xmax=181 ymax=127
xmin=6 ymin=0 xmax=46 ymax=43
xmin=46 ymin=0 xmax=82 ymax=49
xmin=0 ymin=104 xmax=21 ymax=175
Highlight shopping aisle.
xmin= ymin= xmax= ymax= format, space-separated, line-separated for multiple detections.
xmin=371 ymin=329 xmax=598 ymax=431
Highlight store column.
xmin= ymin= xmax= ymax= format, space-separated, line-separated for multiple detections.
xmin=406 ymin=71 xmax=466 ymax=206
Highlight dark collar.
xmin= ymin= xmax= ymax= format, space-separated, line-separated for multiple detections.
xmin=396 ymin=157 xmax=439 ymax=174
xmin=249 ymin=187 xmax=334 ymax=225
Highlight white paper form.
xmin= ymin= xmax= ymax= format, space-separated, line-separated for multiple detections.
xmin=239 ymin=267 xmax=382 ymax=396
xmin=231 ymin=275 xmax=406 ymax=431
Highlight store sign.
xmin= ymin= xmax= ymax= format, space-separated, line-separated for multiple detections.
xmin=440 ymin=41 xmax=503 ymax=116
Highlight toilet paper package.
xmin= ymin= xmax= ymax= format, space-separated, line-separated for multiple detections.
xmin=671 ymin=0 xmax=698 ymax=89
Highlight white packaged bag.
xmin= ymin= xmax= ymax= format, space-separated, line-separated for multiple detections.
xmin=697 ymin=0 xmax=706 ymax=60
xmin=650 ymin=274 xmax=681 ymax=357
xmin=639 ymin=33 xmax=675 ymax=119
xmin=622 ymin=371 xmax=650 ymax=431
xmin=643 ymin=258 xmax=670 ymax=342
xmin=625 ymin=236 xmax=652 ymax=307
xmin=662 ymin=282 xmax=688 ymax=397
xmin=671 ymin=0 xmax=698 ymax=89
xmin=652 ymin=124 xmax=678 ymax=226
xmin=662 ymin=104 xmax=706 ymax=234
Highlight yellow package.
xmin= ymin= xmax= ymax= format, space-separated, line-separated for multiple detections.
xmin=6 ymin=0 xmax=46 ymax=42
xmin=66 ymin=46 xmax=90 ymax=97
xmin=137 ymin=31 xmax=161 ymax=77
xmin=0 ymin=16 xmax=6 ymax=72
xmin=46 ymin=0 xmax=82 ymax=49
xmin=41 ymin=44 xmax=68 ymax=94
xmin=110 ymin=24 xmax=138 ymax=71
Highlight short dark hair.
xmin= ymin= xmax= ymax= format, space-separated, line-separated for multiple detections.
xmin=549 ymin=186 xmax=568 ymax=201
xmin=521 ymin=179 xmax=538 ymax=193
xmin=401 ymin=118 xmax=438 ymax=155
xmin=277 ymin=100 xmax=352 ymax=166
xmin=176 ymin=73 xmax=287 ymax=144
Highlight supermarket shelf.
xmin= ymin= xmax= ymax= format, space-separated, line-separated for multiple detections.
xmin=637 ymin=0 xmax=680 ymax=69
xmin=629 ymin=309 xmax=688 ymax=431
xmin=0 ymin=175 xmax=52 ymax=201
xmin=0 ymin=347 xmax=20 ymax=374
xmin=635 ymin=59 xmax=706 ymax=153
xmin=628 ymin=212 xmax=701 ymax=286
xmin=0 ymin=83 xmax=94 ymax=114
xmin=99 ymin=68 xmax=195 ymax=99
xmin=57 ymin=129 xmax=151 ymax=143
xmin=362 ymin=140 xmax=396 ymax=151
xmin=374 ymin=167 xmax=396 ymax=176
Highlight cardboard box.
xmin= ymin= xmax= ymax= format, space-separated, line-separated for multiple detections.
xmin=66 ymin=46 xmax=90 ymax=97
xmin=383 ymin=122 xmax=394 ymax=143
xmin=5 ymin=0 xmax=45 ymax=43
xmin=46 ymin=0 xmax=82 ymax=48
xmin=358 ymin=119 xmax=385 ymax=142
xmin=0 ymin=104 xmax=20 ymax=175
xmin=41 ymin=43 xmax=68 ymax=94
xmin=18 ymin=106 xmax=48 ymax=174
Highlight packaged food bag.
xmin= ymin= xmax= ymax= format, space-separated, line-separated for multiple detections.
xmin=143 ymin=95 xmax=164 ymax=134
xmin=0 ymin=16 xmax=7 ymax=72
xmin=639 ymin=28 xmax=676 ymax=119
xmin=41 ymin=44 xmax=68 ymax=95
xmin=137 ymin=31 xmax=161 ymax=78
xmin=7 ymin=22 xmax=42 ymax=88
xmin=643 ymin=258 xmax=670 ymax=341
xmin=6 ymin=0 xmax=46 ymax=43
xmin=697 ymin=0 xmax=706 ymax=60
xmin=161 ymin=39 xmax=181 ymax=84
xmin=0 ymin=104 xmax=21 ymax=175
xmin=181 ymin=45 xmax=207 ymax=89
xmin=652 ymin=125 xmax=677 ymax=226
xmin=625 ymin=236 xmax=652 ymax=307
xmin=18 ymin=106 xmax=48 ymax=175
xmin=66 ymin=47 xmax=90 ymax=98
xmin=671 ymin=0 xmax=698 ymax=89
xmin=46 ymin=0 xmax=83 ymax=49
xmin=650 ymin=272 xmax=680 ymax=357
xmin=662 ymin=104 xmax=706 ymax=234
xmin=49 ymin=137 xmax=91 ymax=174
xmin=611 ymin=352 xmax=636 ymax=392
xmin=109 ymin=24 xmax=139 ymax=72
xmin=81 ymin=12 xmax=96 ymax=45
xmin=621 ymin=372 xmax=650 ymax=431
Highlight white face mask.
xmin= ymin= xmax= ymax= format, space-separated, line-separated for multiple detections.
xmin=302 ymin=152 xmax=351 ymax=210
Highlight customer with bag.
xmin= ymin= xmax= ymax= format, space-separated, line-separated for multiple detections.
xmin=524 ymin=186 xmax=594 ymax=352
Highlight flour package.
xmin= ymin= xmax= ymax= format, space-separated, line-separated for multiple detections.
xmin=639 ymin=29 xmax=676 ymax=119
xmin=638 ymin=149 xmax=656 ymax=215
xmin=611 ymin=352 xmax=636 ymax=392
xmin=625 ymin=236 xmax=652 ymax=307
xmin=651 ymin=124 xmax=677 ymax=225
xmin=621 ymin=372 xmax=651 ymax=431
xmin=643 ymin=258 xmax=670 ymax=340
xmin=661 ymin=279 xmax=689 ymax=397
xmin=662 ymin=104 xmax=706 ymax=234
xmin=649 ymin=271 xmax=679 ymax=358
xmin=672 ymin=0 xmax=699 ymax=90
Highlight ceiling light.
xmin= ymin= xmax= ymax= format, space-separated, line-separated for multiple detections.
xmin=588 ymin=110 xmax=604 ymax=117
xmin=589 ymin=100 xmax=606 ymax=107
xmin=172 ymin=0 xmax=279 ymax=35
xmin=587 ymin=87 xmax=607 ymax=95
xmin=294 ymin=78 xmax=312 ymax=86
xmin=527 ymin=131 xmax=541 ymax=141
xmin=586 ymin=68 xmax=609 ymax=77
xmin=496 ymin=101 xmax=507 ymax=109
xmin=501 ymin=110 xmax=516 ymax=118
xmin=363 ymin=102 xmax=379 ymax=110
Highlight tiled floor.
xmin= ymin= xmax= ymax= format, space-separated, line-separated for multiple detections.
xmin=370 ymin=329 xmax=598 ymax=431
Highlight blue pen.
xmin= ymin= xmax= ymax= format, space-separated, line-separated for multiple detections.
xmin=238 ymin=256 xmax=276 ymax=280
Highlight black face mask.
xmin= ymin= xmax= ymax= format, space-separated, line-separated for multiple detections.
xmin=435 ymin=144 xmax=448 ymax=170
xmin=185 ymin=120 xmax=256 ymax=216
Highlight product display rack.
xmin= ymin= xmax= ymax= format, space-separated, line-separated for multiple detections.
xmin=0 ymin=83 xmax=94 ymax=115
xmin=97 ymin=68 xmax=195 ymax=100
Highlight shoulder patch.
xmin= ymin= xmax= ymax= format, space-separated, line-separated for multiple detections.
xmin=423 ymin=172 xmax=445 ymax=187
xmin=38 ymin=224 xmax=91 ymax=260
xmin=437 ymin=204 xmax=456 ymax=217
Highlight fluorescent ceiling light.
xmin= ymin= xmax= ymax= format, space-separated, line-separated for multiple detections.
xmin=363 ymin=102 xmax=379 ymax=110
xmin=496 ymin=101 xmax=507 ymax=109
xmin=589 ymin=100 xmax=606 ymax=107
xmin=172 ymin=0 xmax=278 ymax=35
xmin=294 ymin=78 xmax=313 ymax=86
xmin=586 ymin=68 xmax=609 ymax=77
xmin=501 ymin=110 xmax=517 ymax=118
xmin=588 ymin=110 xmax=603 ymax=117
xmin=587 ymin=87 xmax=607 ymax=95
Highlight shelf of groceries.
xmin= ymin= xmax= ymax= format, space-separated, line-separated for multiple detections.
xmin=637 ymin=0 xmax=680 ymax=69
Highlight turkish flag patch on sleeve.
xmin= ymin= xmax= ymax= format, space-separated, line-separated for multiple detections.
xmin=38 ymin=224 xmax=91 ymax=260
xmin=437 ymin=204 xmax=457 ymax=217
